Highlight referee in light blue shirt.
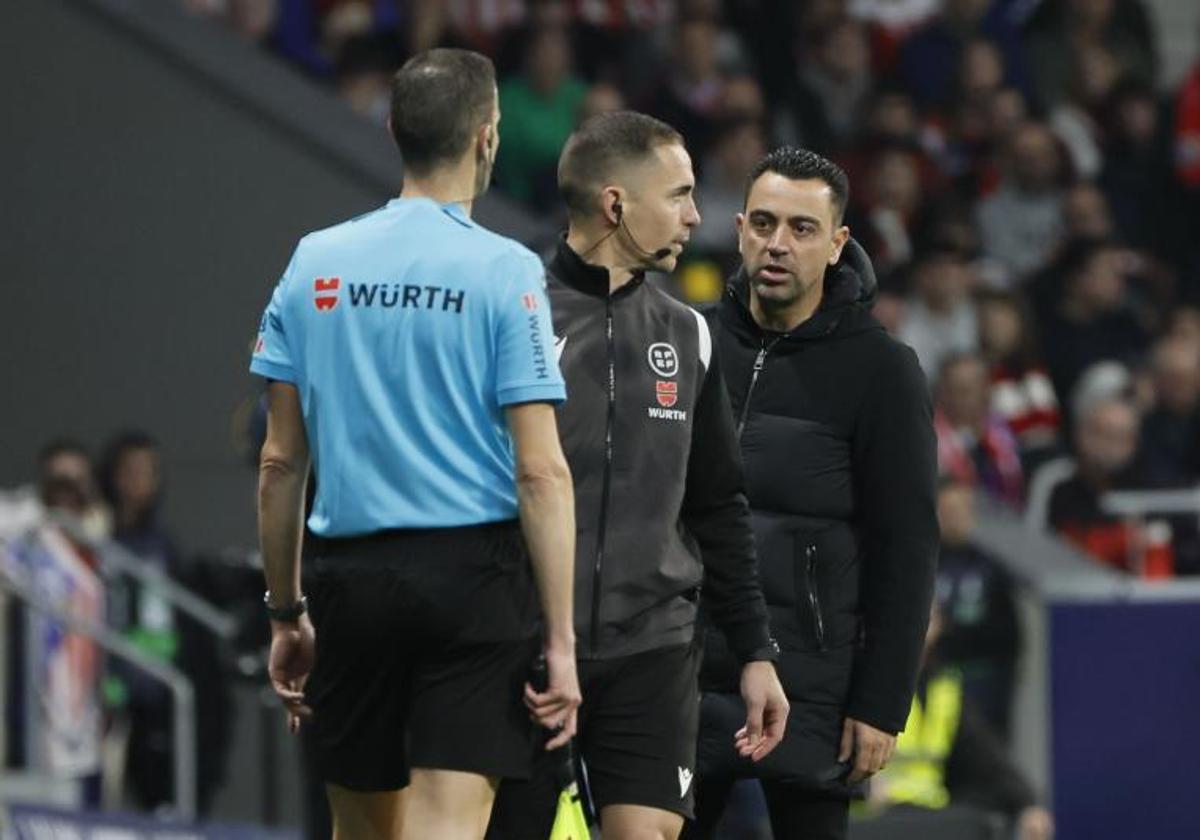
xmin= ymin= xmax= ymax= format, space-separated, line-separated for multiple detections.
xmin=250 ymin=48 xmax=580 ymax=840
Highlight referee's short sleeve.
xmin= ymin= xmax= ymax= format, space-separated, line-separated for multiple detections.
xmin=494 ymin=252 xmax=566 ymax=406
xmin=250 ymin=248 xmax=299 ymax=383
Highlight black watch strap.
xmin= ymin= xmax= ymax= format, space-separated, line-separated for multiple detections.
xmin=264 ymin=592 xmax=307 ymax=623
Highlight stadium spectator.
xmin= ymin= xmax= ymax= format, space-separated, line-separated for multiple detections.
xmin=897 ymin=0 xmax=1027 ymax=111
xmin=1099 ymin=79 xmax=1178 ymax=256
xmin=98 ymin=431 xmax=184 ymax=811
xmin=333 ymin=32 xmax=398 ymax=123
xmin=1139 ymin=337 xmax=1200 ymax=487
xmin=578 ymin=81 xmax=625 ymax=123
xmin=183 ymin=0 xmax=278 ymax=42
xmin=1044 ymin=397 xmax=1173 ymax=577
xmin=976 ymin=288 xmax=1062 ymax=462
xmin=1035 ymin=238 xmax=1152 ymax=401
xmin=934 ymin=479 xmax=1021 ymax=739
xmin=792 ymin=17 xmax=875 ymax=155
xmin=36 ymin=439 xmax=109 ymax=540
xmin=648 ymin=15 xmax=729 ymax=163
xmin=1175 ymin=51 xmax=1200 ymax=191
xmin=851 ymin=145 xmax=925 ymax=276
xmin=495 ymin=25 xmax=587 ymax=212
xmin=864 ymin=606 xmax=1054 ymax=840
xmin=934 ymin=353 xmax=1025 ymax=509
xmin=1022 ymin=0 xmax=1156 ymax=110
xmin=1061 ymin=181 xmax=1114 ymax=242
xmin=899 ymin=246 xmax=979 ymax=378
xmin=692 ymin=118 xmax=767 ymax=265
xmin=975 ymin=121 xmax=1067 ymax=282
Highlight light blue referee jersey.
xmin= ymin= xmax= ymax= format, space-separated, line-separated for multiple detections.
xmin=250 ymin=197 xmax=566 ymax=537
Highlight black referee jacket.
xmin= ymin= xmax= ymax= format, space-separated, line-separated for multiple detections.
xmin=546 ymin=238 xmax=774 ymax=663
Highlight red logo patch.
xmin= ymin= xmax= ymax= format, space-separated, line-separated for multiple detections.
xmin=314 ymin=277 xmax=340 ymax=311
xmin=656 ymin=380 xmax=678 ymax=408
xmin=522 ymin=292 xmax=538 ymax=312
xmin=254 ymin=336 xmax=265 ymax=354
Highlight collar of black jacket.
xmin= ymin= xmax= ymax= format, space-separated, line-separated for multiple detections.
xmin=725 ymin=237 xmax=879 ymax=342
xmin=549 ymin=235 xmax=647 ymax=299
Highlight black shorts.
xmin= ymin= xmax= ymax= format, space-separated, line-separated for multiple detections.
xmin=486 ymin=640 xmax=701 ymax=838
xmin=303 ymin=520 xmax=539 ymax=792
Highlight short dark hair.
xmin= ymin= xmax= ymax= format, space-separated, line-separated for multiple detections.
xmin=744 ymin=147 xmax=850 ymax=224
xmin=558 ymin=111 xmax=684 ymax=219
xmin=389 ymin=49 xmax=496 ymax=176
xmin=98 ymin=430 xmax=159 ymax=508
xmin=37 ymin=438 xmax=89 ymax=471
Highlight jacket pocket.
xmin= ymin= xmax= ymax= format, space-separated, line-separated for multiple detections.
xmin=797 ymin=540 xmax=828 ymax=652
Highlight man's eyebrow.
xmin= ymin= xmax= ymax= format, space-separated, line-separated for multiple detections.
xmin=670 ymin=182 xmax=694 ymax=196
xmin=787 ymin=214 xmax=823 ymax=227
xmin=747 ymin=209 xmax=825 ymax=228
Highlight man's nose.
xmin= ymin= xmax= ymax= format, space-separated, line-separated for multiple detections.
xmin=766 ymin=227 xmax=789 ymax=254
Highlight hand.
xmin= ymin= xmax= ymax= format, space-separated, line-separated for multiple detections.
xmin=735 ymin=661 xmax=789 ymax=762
xmin=1017 ymin=806 xmax=1054 ymax=840
xmin=268 ymin=613 xmax=316 ymax=733
xmin=839 ymin=717 xmax=896 ymax=783
xmin=523 ymin=644 xmax=582 ymax=751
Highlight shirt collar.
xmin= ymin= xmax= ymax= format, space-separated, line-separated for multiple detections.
xmin=386 ymin=196 xmax=475 ymax=228
xmin=549 ymin=235 xmax=645 ymax=299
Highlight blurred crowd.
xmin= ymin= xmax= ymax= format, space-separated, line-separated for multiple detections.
xmin=181 ymin=0 xmax=1200 ymax=585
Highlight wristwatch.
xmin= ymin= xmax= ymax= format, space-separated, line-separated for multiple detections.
xmin=263 ymin=591 xmax=308 ymax=623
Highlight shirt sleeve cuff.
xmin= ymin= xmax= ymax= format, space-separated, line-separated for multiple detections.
xmin=724 ymin=620 xmax=779 ymax=664
xmin=498 ymin=382 xmax=567 ymax=406
xmin=250 ymin=358 xmax=297 ymax=383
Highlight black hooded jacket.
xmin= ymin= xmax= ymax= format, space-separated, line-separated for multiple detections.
xmin=546 ymin=239 xmax=774 ymax=663
xmin=700 ymin=240 xmax=939 ymax=787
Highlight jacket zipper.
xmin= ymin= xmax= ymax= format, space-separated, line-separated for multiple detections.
xmin=591 ymin=298 xmax=616 ymax=655
xmin=736 ymin=335 xmax=782 ymax=439
xmin=805 ymin=544 xmax=827 ymax=651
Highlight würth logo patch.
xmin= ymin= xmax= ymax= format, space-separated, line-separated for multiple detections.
xmin=314 ymin=277 xmax=340 ymax=311
xmin=522 ymin=292 xmax=539 ymax=312
xmin=656 ymin=380 xmax=678 ymax=408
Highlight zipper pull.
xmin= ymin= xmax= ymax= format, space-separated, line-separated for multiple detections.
xmin=753 ymin=347 xmax=767 ymax=371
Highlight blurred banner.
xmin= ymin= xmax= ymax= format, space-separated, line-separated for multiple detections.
xmin=5 ymin=525 xmax=104 ymax=778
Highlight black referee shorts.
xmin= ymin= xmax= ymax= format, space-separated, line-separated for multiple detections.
xmin=486 ymin=640 xmax=702 ymax=838
xmin=303 ymin=520 xmax=540 ymax=792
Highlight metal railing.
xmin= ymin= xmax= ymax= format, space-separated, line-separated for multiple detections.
xmin=47 ymin=511 xmax=237 ymax=642
xmin=0 ymin=500 xmax=246 ymax=821
xmin=0 ymin=568 xmax=198 ymax=820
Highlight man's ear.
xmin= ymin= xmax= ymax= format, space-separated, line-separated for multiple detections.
xmin=601 ymin=186 xmax=624 ymax=226
xmin=735 ymin=212 xmax=746 ymax=255
xmin=829 ymin=225 xmax=851 ymax=265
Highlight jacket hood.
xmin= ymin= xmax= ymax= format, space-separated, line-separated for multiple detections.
xmin=725 ymin=237 xmax=881 ymax=343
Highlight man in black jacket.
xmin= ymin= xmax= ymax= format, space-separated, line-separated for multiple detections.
xmin=488 ymin=111 xmax=788 ymax=840
xmin=685 ymin=148 xmax=939 ymax=840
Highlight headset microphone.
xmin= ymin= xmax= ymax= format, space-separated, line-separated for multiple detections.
xmin=614 ymin=202 xmax=674 ymax=262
